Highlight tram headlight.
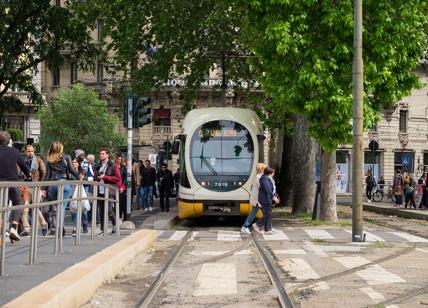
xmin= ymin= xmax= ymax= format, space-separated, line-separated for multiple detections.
xmin=201 ymin=181 xmax=206 ymax=186
xmin=238 ymin=181 xmax=242 ymax=186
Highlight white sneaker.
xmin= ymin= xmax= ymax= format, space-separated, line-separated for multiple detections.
xmin=149 ymin=207 xmax=153 ymax=211
xmin=240 ymin=226 xmax=251 ymax=234
xmin=265 ymin=230 xmax=274 ymax=235
xmin=144 ymin=208 xmax=148 ymax=211
xmin=367 ymin=199 xmax=371 ymax=203
xmin=252 ymin=223 xmax=262 ymax=234
xmin=9 ymin=227 xmax=21 ymax=242
xmin=270 ymin=228 xmax=279 ymax=233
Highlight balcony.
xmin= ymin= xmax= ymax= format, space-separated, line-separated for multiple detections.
xmin=4 ymin=91 xmax=46 ymax=107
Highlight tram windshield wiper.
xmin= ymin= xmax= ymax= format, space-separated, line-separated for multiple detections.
xmin=200 ymin=146 xmax=218 ymax=176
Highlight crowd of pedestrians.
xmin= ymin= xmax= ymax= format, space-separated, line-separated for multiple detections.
xmin=0 ymin=130 xmax=180 ymax=245
xmin=365 ymin=167 xmax=428 ymax=209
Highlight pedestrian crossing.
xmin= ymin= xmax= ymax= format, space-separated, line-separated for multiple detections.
xmin=157 ymin=228 xmax=428 ymax=243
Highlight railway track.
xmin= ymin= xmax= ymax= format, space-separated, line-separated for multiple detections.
xmin=135 ymin=228 xmax=295 ymax=308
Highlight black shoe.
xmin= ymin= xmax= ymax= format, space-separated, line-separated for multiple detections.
xmin=62 ymin=227 xmax=66 ymax=237
xmin=166 ymin=208 xmax=170 ymax=212
xmin=111 ymin=229 xmax=117 ymax=235
xmin=72 ymin=229 xmax=76 ymax=237
xmin=83 ymin=225 xmax=88 ymax=234
xmin=97 ymin=231 xmax=104 ymax=237
xmin=42 ymin=225 xmax=48 ymax=236
xmin=19 ymin=231 xmax=30 ymax=237
xmin=50 ymin=228 xmax=56 ymax=235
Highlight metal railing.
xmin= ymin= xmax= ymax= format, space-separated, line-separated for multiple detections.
xmin=0 ymin=180 xmax=121 ymax=276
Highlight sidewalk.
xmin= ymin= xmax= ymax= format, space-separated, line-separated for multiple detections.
xmin=337 ymin=194 xmax=428 ymax=221
xmin=0 ymin=200 xmax=178 ymax=305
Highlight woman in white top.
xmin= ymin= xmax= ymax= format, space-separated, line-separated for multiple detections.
xmin=241 ymin=163 xmax=267 ymax=234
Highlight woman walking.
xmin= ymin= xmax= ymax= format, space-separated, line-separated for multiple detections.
xmin=42 ymin=141 xmax=79 ymax=236
xmin=115 ymin=155 xmax=127 ymax=221
xmin=258 ymin=167 xmax=277 ymax=234
xmin=241 ymin=163 xmax=266 ymax=234
xmin=365 ymin=170 xmax=374 ymax=203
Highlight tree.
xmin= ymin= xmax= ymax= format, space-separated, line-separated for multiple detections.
xmin=38 ymin=84 xmax=124 ymax=155
xmin=0 ymin=0 xmax=100 ymax=107
xmin=244 ymin=0 xmax=428 ymax=221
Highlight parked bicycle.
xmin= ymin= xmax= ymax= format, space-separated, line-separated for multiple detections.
xmin=372 ymin=184 xmax=396 ymax=203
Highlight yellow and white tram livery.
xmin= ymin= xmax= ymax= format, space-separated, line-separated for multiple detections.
xmin=174 ymin=108 xmax=265 ymax=219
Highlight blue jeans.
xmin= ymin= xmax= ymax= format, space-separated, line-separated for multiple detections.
xmin=141 ymin=185 xmax=154 ymax=209
xmin=243 ymin=205 xmax=260 ymax=228
xmin=71 ymin=211 xmax=88 ymax=227
xmin=137 ymin=186 xmax=143 ymax=209
xmin=48 ymin=181 xmax=72 ymax=228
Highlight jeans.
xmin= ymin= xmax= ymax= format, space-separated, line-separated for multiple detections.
xmin=7 ymin=187 xmax=23 ymax=223
xmin=71 ymin=210 xmax=88 ymax=227
xmin=159 ymin=188 xmax=170 ymax=211
xmin=243 ymin=205 xmax=260 ymax=228
xmin=141 ymin=185 xmax=154 ymax=209
xmin=137 ymin=186 xmax=143 ymax=209
xmin=48 ymin=181 xmax=72 ymax=228
xmin=261 ymin=202 xmax=273 ymax=232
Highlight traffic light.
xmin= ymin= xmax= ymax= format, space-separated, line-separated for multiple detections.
xmin=133 ymin=96 xmax=151 ymax=128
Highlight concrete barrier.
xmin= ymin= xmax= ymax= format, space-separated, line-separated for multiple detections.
xmin=3 ymin=229 xmax=157 ymax=308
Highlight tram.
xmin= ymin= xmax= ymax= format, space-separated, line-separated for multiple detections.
xmin=172 ymin=108 xmax=265 ymax=219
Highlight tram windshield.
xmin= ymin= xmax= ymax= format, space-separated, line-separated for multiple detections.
xmin=189 ymin=120 xmax=254 ymax=191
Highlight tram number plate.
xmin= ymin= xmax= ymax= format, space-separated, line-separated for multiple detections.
xmin=208 ymin=205 xmax=232 ymax=213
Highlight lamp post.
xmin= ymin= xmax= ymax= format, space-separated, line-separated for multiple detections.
xmin=352 ymin=0 xmax=364 ymax=242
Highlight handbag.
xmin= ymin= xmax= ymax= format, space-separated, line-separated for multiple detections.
xmin=70 ymin=185 xmax=91 ymax=212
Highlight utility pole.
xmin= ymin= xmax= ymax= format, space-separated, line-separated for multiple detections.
xmin=126 ymin=95 xmax=133 ymax=216
xmin=352 ymin=0 xmax=364 ymax=242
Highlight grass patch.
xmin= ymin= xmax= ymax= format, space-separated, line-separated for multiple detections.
xmin=370 ymin=241 xmax=385 ymax=249
xmin=313 ymin=238 xmax=326 ymax=243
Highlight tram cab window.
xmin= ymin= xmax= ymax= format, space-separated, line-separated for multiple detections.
xmin=189 ymin=120 xmax=255 ymax=192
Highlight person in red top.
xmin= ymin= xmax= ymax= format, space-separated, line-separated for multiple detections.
xmin=95 ymin=148 xmax=121 ymax=236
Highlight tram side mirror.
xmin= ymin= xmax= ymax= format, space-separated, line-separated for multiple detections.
xmin=172 ymin=140 xmax=180 ymax=154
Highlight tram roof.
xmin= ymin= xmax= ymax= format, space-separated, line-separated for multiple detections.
xmin=181 ymin=107 xmax=263 ymax=135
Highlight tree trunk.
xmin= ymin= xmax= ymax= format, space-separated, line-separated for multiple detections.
xmin=268 ymin=128 xmax=284 ymax=172
xmin=320 ymin=150 xmax=338 ymax=222
xmin=278 ymin=128 xmax=293 ymax=207
xmin=292 ymin=114 xmax=315 ymax=214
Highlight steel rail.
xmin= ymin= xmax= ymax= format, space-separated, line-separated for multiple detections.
xmin=135 ymin=229 xmax=194 ymax=308
xmin=252 ymin=234 xmax=295 ymax=308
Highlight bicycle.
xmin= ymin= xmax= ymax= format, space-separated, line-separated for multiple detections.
xmin=372 ymin=184 xmax=396 ymax=203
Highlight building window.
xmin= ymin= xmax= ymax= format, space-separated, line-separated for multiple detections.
xmin=97 ymin=63 xmax=103 ymax=82
xmin=394 ymin=152 xmax=414 ymax=173
xmin=53 ymin=67 xmax=60 ymax=86
xmin=97 ymin=19 xmax=104 ymax=41
xmin=71 ymin=62 xmax=78 ymax=83
xmin=55 ymin=0 xmax=61 ymax=6
xmin=399 ymin=110 xmax=408 ymax=133
xmin=153 ymin=108 xmax=171 ymax=126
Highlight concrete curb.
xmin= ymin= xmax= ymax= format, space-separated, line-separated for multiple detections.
xmin=363 ymin=203 xmax=428 ymax=221
xmin=3 ymin=229 xmax=157 ymax=308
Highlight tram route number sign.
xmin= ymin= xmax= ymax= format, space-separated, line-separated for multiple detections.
xmin=149 ymin=154 xmax=157 ymax=165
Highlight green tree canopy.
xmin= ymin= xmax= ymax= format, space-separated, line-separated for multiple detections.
xmin=243 ymin=0 xmax=428 ymax=151
xmin=0 ymin=0 xmax=101 ymax=107
xmin=38 ymin=84 xmax=124 ymax=156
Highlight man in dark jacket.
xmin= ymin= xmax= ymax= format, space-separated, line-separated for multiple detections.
xmin=96 ymin=148 xmax=121 ymax=235
xmin=0 ymin=131 xmax=31 ymax=243
xmin=156 ymin=163 xmax=173 ymax=212
xmin=140 ymin=159 xmax=156 ymax=211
